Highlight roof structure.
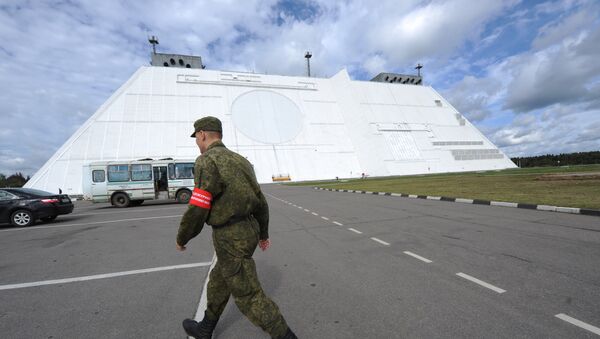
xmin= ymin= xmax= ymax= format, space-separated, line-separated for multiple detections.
xmin=26 ymin=64 xmax=516 ymax=196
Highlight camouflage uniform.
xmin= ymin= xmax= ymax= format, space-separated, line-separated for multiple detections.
xmin=177 ymin=121 xmax=290 ymax=338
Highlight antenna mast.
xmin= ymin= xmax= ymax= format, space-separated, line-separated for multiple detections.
xmin=148 ymin=35 xmax=159 ymax=54
xmin=415 ymin=63 xmax=423 ymax=77
xmin=305 ymin=51 xmax=312 ymax=77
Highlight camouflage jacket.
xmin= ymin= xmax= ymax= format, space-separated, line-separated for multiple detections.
xmin=176 ymin=141 xmax=269 ymax=246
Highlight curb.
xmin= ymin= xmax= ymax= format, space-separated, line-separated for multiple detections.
xmin=313 ymin=187 xmax=600 ymax=217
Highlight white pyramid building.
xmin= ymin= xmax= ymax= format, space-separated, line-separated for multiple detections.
xmin=26 ymin=60 xmax=516 ymax=196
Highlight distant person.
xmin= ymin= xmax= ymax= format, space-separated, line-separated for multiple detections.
xmin=176 ymin=116 xmax=297 ymax=339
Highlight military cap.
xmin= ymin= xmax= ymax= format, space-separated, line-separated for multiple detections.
xmin=190 ymin=116 xmax=223 ymax=137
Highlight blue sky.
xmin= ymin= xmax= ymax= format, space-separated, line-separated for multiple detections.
xmin=1 ymin=0 xmax=599 ymax=176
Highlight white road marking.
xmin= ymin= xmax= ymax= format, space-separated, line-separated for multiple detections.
xmin=333 ymin=221 xmax=343 ymax=226
xmin=403 ymin=251 xmax=433 ymax=263
xmin=426 ymin=196 xmax=442 ymax=201
xmin=456 ymin=272 xmax=506 ymax=294
xmin=71 ymin=205 xmax=184 ymax=217
xmin=193 ymin=254 xmax=218 ymax=329
xmin=311 ymin=212 xmax=318 ymax=216
xmin=348 ymin=228 xmax=362 ymax=234
xmin=370 ymin=237 xmax=390 ymax=246
xmin=0 ymin=215 xmax=182 ymax=233
xmin=455 ymin=198 xmax=474 ymax=204
xmin=298 ymin=206 xmax=303 ymax=209
xmin=408 ymin=194 xmax=418 ymax=198
xmin=304 ymin=209 xmax=310 ymax=212
xmin=0 ymin=262 xmax=213 ymax=291
xmin=321 ymin=216 xmax=329 ymax=220
xmin=555 ymin=314 xmax=600 ymax=335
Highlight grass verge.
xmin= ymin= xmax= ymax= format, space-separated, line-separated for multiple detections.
xmin=286 ymin=164 xmax=600 ymax=209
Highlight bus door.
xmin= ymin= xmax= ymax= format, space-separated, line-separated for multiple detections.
xmin=153 ymin=166 xmax=169 ymax=200
xmin=90 ymin=168 xmax=108 ymax=202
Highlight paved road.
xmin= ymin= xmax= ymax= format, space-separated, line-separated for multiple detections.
xmin=1 ymin=185 xmax=599 ymax=338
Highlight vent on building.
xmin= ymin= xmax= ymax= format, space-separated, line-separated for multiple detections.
xmin=151 ymin=53 xmax=204 ymax=69
xmin=371 ymin=72 xmax=422 ymax=85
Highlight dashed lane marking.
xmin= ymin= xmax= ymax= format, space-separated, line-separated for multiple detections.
xmin=333 ymin=221 xmax=343 ymax=226
xmin=304 ymin=209 xmax=310 ymax=212
xmin=311 ymin=212 xmax=318 ymax=216
xmin=0 ymin=262 xmax=213 ymax=291
xmin=456 ymin=272 xmax=506 ymax=294
xmin=370 ymin=237 xmax=390 ymax=246
xmin=403 ymin=251 xmax=433 ymax=263
xmin=348 ymin=228 xmax=362 ymax=234
xmin=555 ymin=314 xmax=600 ymax=336
xmin=321 ymin=216 xmax=329 ymax=220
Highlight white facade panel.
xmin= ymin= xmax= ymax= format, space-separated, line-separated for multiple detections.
xmin=26 ymin=66 xmax=516 ymax=195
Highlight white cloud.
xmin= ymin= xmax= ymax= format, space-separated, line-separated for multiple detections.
xmin=533 ymin=8 xmax=598 ymax=49
xmin=0 ymin=0 xmax=598 ymax=175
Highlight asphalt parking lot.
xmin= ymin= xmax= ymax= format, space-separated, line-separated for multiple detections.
xmin=1 ymin=185 xmax=599 ymax=338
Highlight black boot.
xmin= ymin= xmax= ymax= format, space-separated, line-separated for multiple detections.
xmin=277 ymin=327 xmax=298 ymax=339
xmin=182 ymin=313 xmax=218 ymax=339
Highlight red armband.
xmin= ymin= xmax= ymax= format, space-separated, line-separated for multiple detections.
xmin=189 ymin=188 xmax=212 ymax=209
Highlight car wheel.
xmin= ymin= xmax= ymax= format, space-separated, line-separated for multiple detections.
xmin=11 ymin=210 xmax=35 ymax=227
xmin=41 ymin=215 xmax=58 ymax=222
xmin=176 ymin=189 xmax=191 ymax=204
xmin=112 ymin=192 xmax=130 ymax=208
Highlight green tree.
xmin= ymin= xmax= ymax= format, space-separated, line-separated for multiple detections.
xmin=5 ymin=172 xmax=28 ymax=187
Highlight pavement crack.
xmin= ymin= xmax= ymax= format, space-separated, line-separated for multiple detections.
xmin=501 ymin=253 xmax=532 ymax=263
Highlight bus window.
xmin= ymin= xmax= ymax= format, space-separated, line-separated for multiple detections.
xmin=168 ymin=163 xmax=176 ymax=180
xmin=107 ymin=165 xmax=130 ymax=182
xmin=131 ymin=164 xmax=152 ymax=181
xmin=175 ymin=163 xmax=194 ymax=179
xmin=92 ymin=170 xmax=105 ymax=183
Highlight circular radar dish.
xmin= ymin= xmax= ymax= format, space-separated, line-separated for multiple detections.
xmin=231 ymin=90 xmax=304 ymax=144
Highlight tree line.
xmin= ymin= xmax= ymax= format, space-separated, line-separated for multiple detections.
xmin=0 ymin=173 xmax=30 ymax=188
xmin=511 ymin=151 xmax=600 ymax=168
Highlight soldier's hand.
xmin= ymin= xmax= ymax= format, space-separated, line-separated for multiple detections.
xmin=176 ymin=242 xmax=186 ymax=251
xmin=259 ymin=239 xmax=270 ymax=251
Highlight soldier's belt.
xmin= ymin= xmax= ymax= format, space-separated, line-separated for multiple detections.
xmin=211 ymin=215 xmax=252 ymax=228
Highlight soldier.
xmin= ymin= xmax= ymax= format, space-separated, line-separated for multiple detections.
xmin=177 ymin=116 xmax=297 ymax=339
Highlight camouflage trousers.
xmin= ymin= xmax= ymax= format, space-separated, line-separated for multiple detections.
xmin=206 ymin=218 xmax=289 ymax=338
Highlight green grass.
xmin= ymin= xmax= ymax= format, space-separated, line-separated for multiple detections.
xmin=286 ymin=164 xmax=600 ymax=209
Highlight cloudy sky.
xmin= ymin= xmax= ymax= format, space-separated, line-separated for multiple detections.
xmin=1 ymin=0 xmax=599 ymax=176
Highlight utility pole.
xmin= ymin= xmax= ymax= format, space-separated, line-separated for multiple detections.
xmin=148 ymin=35 xmax=159 ymax=54
xmin=305 ymin=51 xmax=312 ymax=77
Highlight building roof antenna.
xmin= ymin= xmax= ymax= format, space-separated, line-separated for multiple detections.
xmin=305 ymin=51 xmax=312 ymax=77
xmin=415 ymin=63 xmax=423 ymax=77
xmin=148 ymin=35 xmax=159 ymax=54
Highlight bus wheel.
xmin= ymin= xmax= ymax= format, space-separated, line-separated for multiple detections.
xmin=112 ymin=192 xmax=130 ymax=208
xmin=176 ymin=189 xmax=191 ymax=204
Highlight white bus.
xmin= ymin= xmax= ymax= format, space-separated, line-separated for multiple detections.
xmin=86 ymin=158 xmax=196 ymax=207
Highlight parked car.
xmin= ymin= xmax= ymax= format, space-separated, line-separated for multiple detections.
xmin=0 ymin=188 xmax=74 ymax=227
